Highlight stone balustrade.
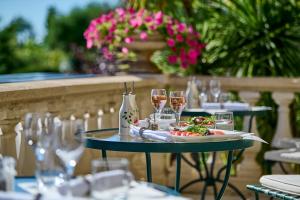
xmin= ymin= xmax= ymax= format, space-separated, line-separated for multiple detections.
xmin=0 ymin=74 xmax=299 ymax=197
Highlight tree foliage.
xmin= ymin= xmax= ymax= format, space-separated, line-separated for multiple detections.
xmin=45 ymin=3 xmax=113 ymax=51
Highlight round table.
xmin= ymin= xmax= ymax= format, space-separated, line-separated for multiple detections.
xmin=181 ymin=106 xmax=271 ymax=199
xmin=85 ymin=129 xmax=253 ymax=200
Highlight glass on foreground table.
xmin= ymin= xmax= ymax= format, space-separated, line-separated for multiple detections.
xmin=91 ymin=158 xmax=130 ymax=200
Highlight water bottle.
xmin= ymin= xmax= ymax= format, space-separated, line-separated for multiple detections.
xmin=186 ymin=77 xmax=199 ymax=109
xmin=129 ymin=82 xmax=139 ymax=125
xmin=119 ymin=83 xmax=134 ymax=138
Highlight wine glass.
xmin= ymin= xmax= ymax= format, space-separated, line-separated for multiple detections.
xmin=169 ymin=91 xmax=186 ymax=125
xmin=24 ymin=112 xmax=60 ymax=192
xmin=24 ymin=112 xmax=53 ymax=149
xmin=151 ymin=89 xmax=167 ymax=122
xmin=209 ymin=80 xmax=221 ymax=102
xmin=54 ymin=119 xmax=85 ymax=196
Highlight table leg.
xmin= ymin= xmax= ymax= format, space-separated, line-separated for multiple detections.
xmin=175 ymin=153 xmax=181 ymax=192
xmin=145 ymin=152 xmax=152 ymax=182
xmin=216 ymin=150 xmax=233 ymax=200
xmin=101 ymin=149 xmax=107 ymax=159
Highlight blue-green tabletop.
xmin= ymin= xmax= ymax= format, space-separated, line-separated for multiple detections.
xmin=85 ymin=130 xmax=253 ymax=153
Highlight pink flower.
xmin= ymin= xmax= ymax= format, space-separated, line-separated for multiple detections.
xmin=145 ymin=16 xmax=153 ymax=23
xmin=187 ymin=40 xmax=198 ymax=48
xmin=188 ymin=26 xmax=194 ymax=33
xmin=188 ymin=49 xmax=199 ymax=60
xmin=116 ymin=8 xmax=125 ymax=16
xmin=167 ymin=24 xmax=174 ymax=36
xmin=140 ymin=31 xmax=148 ymax=40
xmin=102 ymin=47 xmax=113 ymax=60
xmin=176 ymin=34 xmax=184 ymax=42
xmin=130 ymin=16 xmax=143 ymax=27
xmin=180 ymin=48 xmax=189 ymax=68
xmin=122 ymin=47 xmax=128 ymax=54
xmin=168 ymin=55 xmax=177 ymax=64
xmin=125 ymin=37 xmax=133 ymax=44
xmin=167 ymin=38 xmax=175 ymax=47
xmin=86 ymin=39 xmax=93 ymax=49
xmin=154 ymin=11 xmax=163 ymax=25
xmin=177 ymin=23 xmax=186 ymax=33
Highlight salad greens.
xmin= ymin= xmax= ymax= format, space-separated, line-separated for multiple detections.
xmin=186 ymin=125 xmax=209 ymax=136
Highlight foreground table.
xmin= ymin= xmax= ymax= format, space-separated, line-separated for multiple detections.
xmin=85 ymin=129 xmax=253 ymax=200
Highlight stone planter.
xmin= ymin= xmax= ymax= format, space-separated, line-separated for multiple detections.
xmin=124 ymin=34 xmax=166 ymax=74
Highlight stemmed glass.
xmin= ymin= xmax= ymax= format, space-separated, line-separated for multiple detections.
xmin=24 ymin=112 xmax=59 ymax=192
xmin=209 ymin=79 xmax=221 ymax=103
xmin=151 ymin=89 xmax=167 ymax=122
xmin=24 ymin=112 xmax=53 ymax=149
xmin=54 ymin=119 xmax=85 ymax=196
xmin=169 ymin=91 xmax=186 ymax=125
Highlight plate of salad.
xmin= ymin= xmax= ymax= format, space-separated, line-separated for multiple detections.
xmin=169 ymin=116 xmax=243 ymax=142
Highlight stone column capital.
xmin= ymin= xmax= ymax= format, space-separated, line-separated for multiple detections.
xmin=272 ymin=92 xmax=295 ymax=106
xmin=239 ymin=91 xmax=260 ymax=105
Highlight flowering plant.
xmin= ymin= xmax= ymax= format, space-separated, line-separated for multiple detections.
xmin=84 ymin=8 xmax=205 ymax=75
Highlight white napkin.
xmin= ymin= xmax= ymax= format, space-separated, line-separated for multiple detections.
xmin=280 ymin=151 xmax=300 ymax=159
xmin=223 ymin=102 xmax=250 ymax=111
xmin=130 ymin=125 xmax=174 ymax=142
xmin=0 ymin=191 xmax=88 ymax=200
xmin=201 ymin=103 xmax=221 ymax=109
xmin=0 ymin=192 xmax=32 ymax=200
xmin=57 ymin=170 xmax=132 ymax=197
xmin=129 ymin=183 xmax=190 ymax=200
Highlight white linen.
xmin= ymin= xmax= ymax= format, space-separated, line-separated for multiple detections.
xmin=130 ymin=125 xmax=174 ymax=142
xmin=201 ymin=103 xmax=221 ymax=109
xmin=280 ymin=151 xmax=300 ymax=159
xmin=0 ymin=191 xmax=88 ymax=200
xmin=129 ymin=183 xmax=189 ymax=200
xmin=200 ymin=102 xmax=250 ymax=111
xmin=57 ymin=170 xmax=132 ymax=197
xmin=223 ymin=102 xmax=250 ymax=111
xmin=260 ymin=175 xmax=300 ymax=195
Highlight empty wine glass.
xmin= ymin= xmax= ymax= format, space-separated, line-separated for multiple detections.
xmin=209 ymin=80 xmax=221 ymax=102
xmin=24 ymin=112 xmax=53 ymax=149
xmin=54 ymin=119 xmax=85 ymax=196
xmin=169 ymin=91 xmax=186 ymax=125
xmin=24 ymin=112 xmax=61 ymax=192
xmin=151 ymin=89 xmax=167 ymax=122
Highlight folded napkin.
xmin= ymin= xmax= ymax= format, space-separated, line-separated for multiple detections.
xmin=129 ymin=183 xmax=190 ymax=200
xmin=223 ymin=102 xmax=250 ymax=111
xmin=201 ymin=102 xmax=250 ymax=111
xmin=201 ymin=103 xmax=221 ymax=109
xmin=260 ymin=175 xmax=300 ymax=196
xmin=130 ymin=125 xmax=174 ymax=142
xmin=280 ymin=151 xmax=300 ymax=159
xmin=57 ymin=170 xmax=133 ymax=197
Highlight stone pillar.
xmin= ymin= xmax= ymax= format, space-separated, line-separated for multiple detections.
xmin=272 ymin=92 xmax=295 ymax=147
xmin=239 ymin=92 xmax=260 ymax=133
